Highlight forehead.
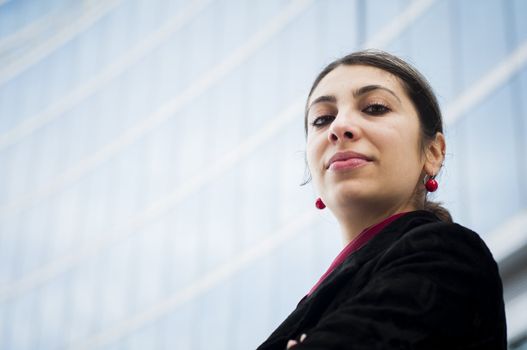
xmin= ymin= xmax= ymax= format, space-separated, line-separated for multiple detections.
xmin=309 ymin=64 xmax=405 ymax=103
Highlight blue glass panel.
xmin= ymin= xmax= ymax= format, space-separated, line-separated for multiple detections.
xmin=400 ymin=0 xmax=458 ymax=103
xmin=364 ymin=0 xmax=412 ymax=42
xmin=4 ymin=290 xmax=39 ymax=349
xmin=457 ymin=0 xmax=508 ymax=89
xmin=515 ymin=66 xmax=527 ymax=207
xmin=512 ymin=0 xmax=527 ymax=44
xmin=457 ymin=82 xmax=522 ymax=234
xmin=193 ymin=283 xmax=234 ymax=350
xmin=155 ymin=303 xmax=194 ymax=350
xmin=314 ymin=0 xmax=358 ymax=55
xmin=0 ymin=0 xmax=63 ymax=38
xmin=439 ymin=124 xmax=469 ymax=223
xmin=230 ymin=258 xmax=273 ymax=350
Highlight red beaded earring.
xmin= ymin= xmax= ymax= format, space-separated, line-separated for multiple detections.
xmin=425 ymin=175 xmax=438 ymax=192
xmin=315 ymin=198 xmax=326 ymax=209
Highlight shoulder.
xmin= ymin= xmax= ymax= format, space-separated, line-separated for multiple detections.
xmin=396 ymin=221 xmax=495 ymax=261
xmin=377 ymin=220 xmax=501 ymax=288
xmin=354 ymin=211 xmax=500 ymax=278
xmin=370 ymin=210 xmax=496 ymax=263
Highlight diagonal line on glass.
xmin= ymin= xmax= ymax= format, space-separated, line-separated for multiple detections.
xmin=0 ymin=0 xmax=313 ymax=221
xmin=0 ymin=0 xmax=315 ymax=302
xmin=0 ymin=0 xmax=122 ymax=87
xmin=65 ymin=210 xmax=319 ymax=350
xmin=0 ymin=0 xmax=213 ymax=151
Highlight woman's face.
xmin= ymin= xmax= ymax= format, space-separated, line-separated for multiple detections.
xmin=306 ymin=64 xmax=425 ymax=212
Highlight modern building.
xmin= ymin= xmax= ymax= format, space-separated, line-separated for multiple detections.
xmin=0 ymin=0 xmax=526 ymax=349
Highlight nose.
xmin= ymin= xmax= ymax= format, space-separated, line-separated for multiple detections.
xmin=328 ymin=115 xmax=358 ymax=143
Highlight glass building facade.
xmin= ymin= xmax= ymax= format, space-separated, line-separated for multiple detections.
xmin=0 ymin=0 xmax=526 ymax=348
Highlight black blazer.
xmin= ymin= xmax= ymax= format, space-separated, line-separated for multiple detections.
xmin=257 ymin=210 xmax=507 ymax=349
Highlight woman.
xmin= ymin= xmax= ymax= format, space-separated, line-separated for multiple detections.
xmin=257 ymin=50 xmax=507 ymax=349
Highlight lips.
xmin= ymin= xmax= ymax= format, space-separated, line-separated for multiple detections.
xmin=327 ymin=151 xmax=372 ymax=171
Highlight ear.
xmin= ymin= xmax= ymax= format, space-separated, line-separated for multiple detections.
xmin=424 ymin=132 xmax=445 ymax=176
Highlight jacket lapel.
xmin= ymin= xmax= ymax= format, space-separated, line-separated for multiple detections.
xmin=258 ymin=211 xmax=440 ymax=349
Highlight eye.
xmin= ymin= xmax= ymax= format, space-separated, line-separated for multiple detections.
xmin=311 ymin=115 xmax=335 ymax=128
xmin=363 ymin=103 xmax=390 ymax=116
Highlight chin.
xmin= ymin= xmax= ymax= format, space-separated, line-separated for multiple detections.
xmin=328 ymin=179 xmax=374 ymax=204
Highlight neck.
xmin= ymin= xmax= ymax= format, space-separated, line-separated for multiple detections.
xmin=334 ymin=202 xmax=416 ymax=245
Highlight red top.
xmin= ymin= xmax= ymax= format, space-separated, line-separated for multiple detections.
xmin=307 ymin=211 xmax=409 ymax=296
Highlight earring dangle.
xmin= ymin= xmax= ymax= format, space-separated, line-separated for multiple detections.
xmin=424 ymin=174 xmax=439 ymax=192
xmin=315 ymin=198 xmax=326 ymax=209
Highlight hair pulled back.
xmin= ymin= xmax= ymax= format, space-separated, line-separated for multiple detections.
xmin=304 ymin=49 xmax=452 ymax=223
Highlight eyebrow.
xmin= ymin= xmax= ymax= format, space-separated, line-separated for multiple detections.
xmin=354 ymin=84 xmax=401 ymax=103
xmin=307 ymin=95 xmax=337 ymax=111
xmin=307 ymin=84 xmax=401 ymax=111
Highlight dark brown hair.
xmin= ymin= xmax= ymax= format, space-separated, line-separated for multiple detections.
xmin=304 ymin=49 xmax=452 ymax=223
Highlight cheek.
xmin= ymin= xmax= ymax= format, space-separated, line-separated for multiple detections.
xmin=305 ymin=134 xmax=327 ymax=184
xmin=305 ymin=135 xmax=320 ymax=167
xmin=374 ymin=123 xmax=422 ymax=173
